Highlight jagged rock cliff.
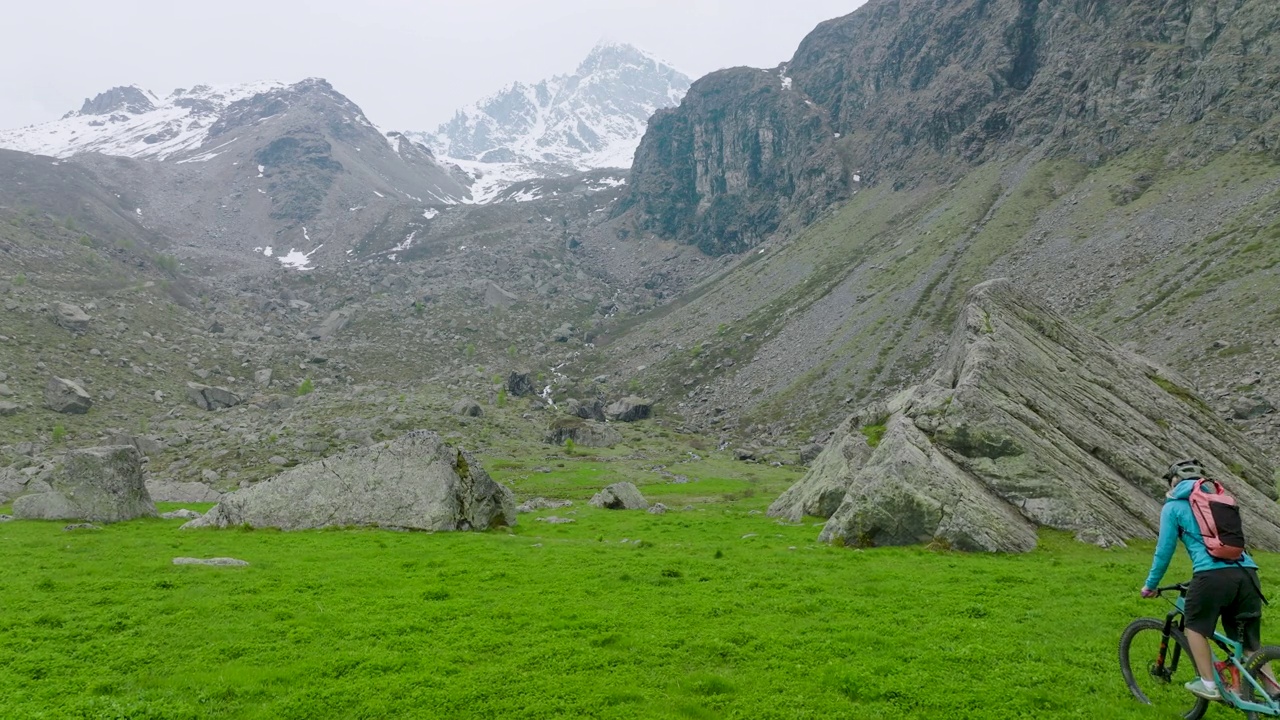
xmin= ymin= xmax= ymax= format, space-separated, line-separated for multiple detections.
xmin=624 ymin=0 xmax=1280 ymax=252
xmin=769 ymin=279 xmax=1280 ymax=552
xmin=621 ymin=68 xmax=847 ymax=255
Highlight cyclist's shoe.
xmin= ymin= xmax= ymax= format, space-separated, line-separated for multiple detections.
xmin=1185 ymin=678 xmax=1221 ymax=700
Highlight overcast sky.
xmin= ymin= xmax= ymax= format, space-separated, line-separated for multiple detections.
xmin=2 ymin=0 xmax=867 ymax=131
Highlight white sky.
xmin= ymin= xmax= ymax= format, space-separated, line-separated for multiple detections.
xmin=1 ymin=0 xmax=867 ymax=131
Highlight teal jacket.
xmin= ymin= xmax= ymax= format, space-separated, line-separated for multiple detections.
xmin=1144 ymin=478 xmax=1257 ymax=590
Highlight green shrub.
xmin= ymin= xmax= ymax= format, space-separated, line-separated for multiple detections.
xmin=297 ymin=378 xmax=315 ymax=396
xmin=52 ymin=425 xmax=67 ymax=444
xmin=497 ymin=388 xmax=508 ymax=408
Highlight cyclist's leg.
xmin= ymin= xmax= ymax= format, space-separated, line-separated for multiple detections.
xmin=1186 ymin=571 xmax=1228 ymax=681
xmin=1228 ymin=568 xmax=1277 ymax=694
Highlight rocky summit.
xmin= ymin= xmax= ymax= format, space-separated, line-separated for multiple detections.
xmin=771 ymin=280 xmax=1280 ymax=553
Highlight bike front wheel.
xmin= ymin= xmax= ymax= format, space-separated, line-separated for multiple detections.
xmin=1238 ymin=644 xmax=1280 ymax=720
xmin=1119 ymin=617 xmax=1209 ymax=720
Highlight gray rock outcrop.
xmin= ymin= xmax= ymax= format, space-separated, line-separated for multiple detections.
xmin=605 ymin=396 xmax=653 ymax=422
xmin=482 ymin=281 xmax=520 ymax=308
xmin=52 ymin=302 xmax=91 ymax=332
xmin=186 ymin=382 xmax=243 ymax=411
xmin=13 ymin=446 xmax=156 ymax=522
xmin=181 ymin=430 xmax=515 ymax=531
xmin=771 ymin=279 xmax=1280 ymax=553
xmin=44 ymin=377 xmax=92 ymax=414
xmin=308 ymin=309 xmax=353 ymax=341
xmin=0 ymin=401 xmax=17 ymax=417
xmin=589 ymin=482 xmax=648 ymax=510
xmin=544 ymin=417 xmax=621 ymax=448
xmin=516 ymin=497 xmax=574 ymax=513
xmin=452 ymin=398 xmax=483 ymax=417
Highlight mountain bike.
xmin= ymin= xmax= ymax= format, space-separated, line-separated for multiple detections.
xmin=1121 ymin=582 xmax=1280 ymax=719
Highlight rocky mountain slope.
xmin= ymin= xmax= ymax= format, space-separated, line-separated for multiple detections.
xmin=2 ymin=79 xmax=477 ymax=273
xmin=622 ymin=0 xmax=1280 ymax=255
xmin=414 ymin=43 xmax=690 ymax=200
xmin=597 ymin=0 xmax=1280 ymax=463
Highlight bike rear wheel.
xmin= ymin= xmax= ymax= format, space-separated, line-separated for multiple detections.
xmin=1120 ymin=617 xmax=1209 ymax=720
xmin=1238 ymin=644 xmax=1280 ymax=719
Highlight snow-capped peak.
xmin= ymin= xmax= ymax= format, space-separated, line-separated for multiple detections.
xmin=413 ymin=41 xmax=691 ymax=190
xmin=0 ymin=80 xmax=287 ymax=161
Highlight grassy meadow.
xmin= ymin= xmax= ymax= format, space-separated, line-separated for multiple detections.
xmin=0 ymin=452 xmax=1269 ymax=719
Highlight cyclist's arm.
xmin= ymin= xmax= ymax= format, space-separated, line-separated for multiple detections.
xmin=1144 ymin=502 xmax=1179 ymax=590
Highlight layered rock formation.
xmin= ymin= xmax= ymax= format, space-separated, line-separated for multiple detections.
xmin=182 ymin=431 xmax=515 ymax=531
xmin=13 ymin=446 xmax=156 ymax=522
xmin=769 ymin=279 xmax=1280 ymax=552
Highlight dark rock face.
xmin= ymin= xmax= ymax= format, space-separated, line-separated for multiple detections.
xmin=506 ymin=371 xmax=536 ymax=397
xmin=13 ymin=446 xmax=156 ymax=523
xmin=254 ymin=132 xmax=344 ymax=221
xmin=771 ymin=279 xmax=1280 ymax=553
xmin=624 ymin=0 xmax=1280 ymax=249
xmin=79 ymin=87 xmax=155 ymax=116
xmin=622 ymin=68 xmax=846 ymax=255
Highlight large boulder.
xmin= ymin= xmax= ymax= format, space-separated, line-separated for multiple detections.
xmin=605 ymin=396 xmax=653 ymax=422
xmin=13 ymin=446 xmax=156 ymax=522
xmin=186 ymin=382 xmax=243 ymax=411
xmin=308 ymin=308 xmax=353 ymax=341
xmin=566 ymin=398 xmax=607 ymax=422
xmin=772 ymin=279 xmax=1280 ymax=553
xmin=44 ymin=377 xmax=92 ymax=414
xmin=589 ymin=482 xmax=648 ymax=510
xmin=544 ymin=416 xmax=621 ymax=448
xmin=182 ymin=430 xmax=515 ymax=531
xmin=481 ymin=281 xmax=520 ymax=309
xmin=452 ymin=398 xmax=483 ymax=417
xmin=52 ymin=302 xmax=91 ymax=332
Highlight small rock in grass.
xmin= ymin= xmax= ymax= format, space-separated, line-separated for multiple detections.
xmin=160 ymin=509 xmax=201 ymax=520
xmin=535 ymin=515 xmax=575 ymax=524
xmin=172 ymin=557 xmax=249 ymax=567
xmin=648 ymin=503 xmax=668 ymax=515
xmin=63 ymin=523 xmax=101 ymax=531
xmin=0 ymin=514 xmax=12 ymax=522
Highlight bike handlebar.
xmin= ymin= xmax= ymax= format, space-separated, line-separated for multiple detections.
xmin=1155 ymin=583 xmax=1190 ymax=596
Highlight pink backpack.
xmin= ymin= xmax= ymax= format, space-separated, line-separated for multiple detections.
xmin=1186 ymin=479 xmax=1247 ymax=562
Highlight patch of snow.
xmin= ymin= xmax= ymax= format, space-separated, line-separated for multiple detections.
xmin=278 ymin=244 xmax=322 ymax=270
xmin=135 ymin=208 xmax=141 ymax=216
xmin=781 ymin=75 xmax=793 ymax=91
xmin=423 ymin=208 xmax=440 ymax=219
xmin=302 ymin=226 xmax=310 ymax=241
xmin=373 ymin=190 xmax=384 ymax=198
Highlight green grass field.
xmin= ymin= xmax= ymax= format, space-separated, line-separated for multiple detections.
xmin=1 ymin=461 xmax=1271 ymax=719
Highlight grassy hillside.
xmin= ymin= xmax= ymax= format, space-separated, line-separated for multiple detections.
xmin=0 ymin=465 xmax=1258 ymax=719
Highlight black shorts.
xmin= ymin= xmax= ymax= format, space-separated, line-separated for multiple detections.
xmin=1185 ymin=567 xmax=1264 ymax=649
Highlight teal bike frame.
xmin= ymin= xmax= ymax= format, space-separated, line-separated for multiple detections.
xmin=1159 ymin=583 xmax=1280 ymax=716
